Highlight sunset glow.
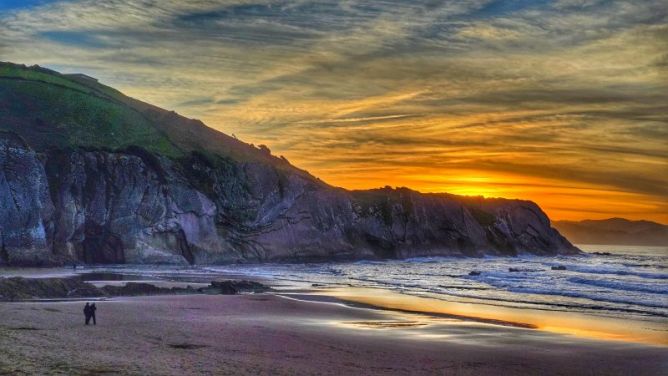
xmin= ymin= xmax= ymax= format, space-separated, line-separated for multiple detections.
xmin=1 ymin=0 xmax=666 ymax=223
xmin=323 ymin=287 xmax=668 ymax=346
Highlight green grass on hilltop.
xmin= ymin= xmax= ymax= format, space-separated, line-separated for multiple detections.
xmin=0 ymin=63 xmax=181 ymax=157
xmin=0 ymin=62 xmax=320 ymax=184
xmin=0 ymin=64 xmax=92 ymax=93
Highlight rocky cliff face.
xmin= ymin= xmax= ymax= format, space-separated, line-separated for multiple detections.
xmin=0 ymin=134 xmax=577 ymax=265
xmin=0 ymin=62 xmax=578 ymax=265
xmin=0 ymin=135 xmax=54 ymax=265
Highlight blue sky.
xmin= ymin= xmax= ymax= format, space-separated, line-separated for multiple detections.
xmin=0 ymin=0 xmax=52 ymax=11
xmin=1 ymin=0 xmax=666 ymax=222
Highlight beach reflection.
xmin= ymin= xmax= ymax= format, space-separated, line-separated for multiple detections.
xmin=318 ymin=287 xmax=668 ymax=346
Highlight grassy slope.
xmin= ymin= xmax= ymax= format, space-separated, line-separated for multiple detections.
xmin=0 ymin=63 xmax=180 ymax=157
xmin=0 ymin=62 xmax=316 ymax=180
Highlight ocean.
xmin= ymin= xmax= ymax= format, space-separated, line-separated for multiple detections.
xmin=84 ymin=245 xmax=668 ymax=320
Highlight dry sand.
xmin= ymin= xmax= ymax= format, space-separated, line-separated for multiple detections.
xmin=0 ymin=294 xmax=666 ymax=375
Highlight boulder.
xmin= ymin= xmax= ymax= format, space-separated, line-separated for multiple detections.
xmin=0 ymin=277 xmax=104 ymax=300
xmin=101 ymin=282 xmax=191 ymax=296
xmin=201 ymin=280 xmax=271 ymax=295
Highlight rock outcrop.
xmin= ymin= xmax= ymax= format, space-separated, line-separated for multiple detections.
xmin=0 ymin=135 xmax=54 ymax=265
xmin=0 ymin=277 xmax=103 ymax=300
xmin=200 ymin=280 xmax=272 ymax=295
xmin=0 ymin=62 xmax=578 ymax=265
xmin=0 ymin=277 xmax=271 ymax=300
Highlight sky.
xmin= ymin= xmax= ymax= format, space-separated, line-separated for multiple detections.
xmin=1 ymin=0 xmax=666 ymax=223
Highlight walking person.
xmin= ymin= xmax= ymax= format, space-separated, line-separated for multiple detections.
xmin=84 ymin=303 xmax=92 ymax=325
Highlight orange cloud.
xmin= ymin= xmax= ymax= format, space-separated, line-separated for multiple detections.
xmin=2 ymin=0 xmax=666 ymax=223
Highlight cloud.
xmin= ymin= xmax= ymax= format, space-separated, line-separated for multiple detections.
xmin=1 ymin=0 xmax=666 ymax=222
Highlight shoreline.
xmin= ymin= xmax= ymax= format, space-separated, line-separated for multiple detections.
xmin=1 ymin=293 xmax=667 ymax=375
xmin=279 ymin=293 xmax=539 ymax=329
xmin=2 ymin=266 xmax=667 ymax=347
xmin=5 ymin=285 xmax=666 ymax=347
xmin=305 ymin=286 xmax=668 ymax=346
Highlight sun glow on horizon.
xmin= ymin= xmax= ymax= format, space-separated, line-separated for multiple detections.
xmin=324 ymin=287 xmax=668 ymax=346
xmin=2 ymin=0 xmax=665 ymax=224
xmin=309 ymin=169 xmax=668 ymax=224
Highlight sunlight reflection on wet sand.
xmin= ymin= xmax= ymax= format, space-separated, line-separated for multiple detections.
xmin=316 ymin=287 xmax=668 ymax=346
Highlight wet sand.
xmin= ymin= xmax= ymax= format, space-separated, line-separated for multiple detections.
xmin=1 ymin=294 xmax=667 ymax=375
xmin=313 ymin=287 xmax=668 ymax=346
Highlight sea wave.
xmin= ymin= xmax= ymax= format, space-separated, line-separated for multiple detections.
xmin=568 ymin=276 xmax=668 ymax=295
xmin=82 ymin=245 xmax=668 ymax=319
xmin=563 ymin=265 xmax=668 ymax=280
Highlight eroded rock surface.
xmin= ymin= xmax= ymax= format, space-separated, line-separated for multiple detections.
xmin=0 ymin=135 xmax=54 ymax=265
xmin=0 ymin=136 xmax=578 ymax=266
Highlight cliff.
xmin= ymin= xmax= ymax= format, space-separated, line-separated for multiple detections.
xmin=0 ymin=62 xmax=578 ymax=265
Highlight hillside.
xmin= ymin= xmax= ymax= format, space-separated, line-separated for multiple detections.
xmin=0 ymin=62 xmax=578 ymax=265
xmin=553 ymin=218 xmax=668 ymax=246
xmin=0 ymin=62 xmax=310 ymax=174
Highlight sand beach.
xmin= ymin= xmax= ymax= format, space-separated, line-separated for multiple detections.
xmin=1 ymin=293 xmax=667 ymax=375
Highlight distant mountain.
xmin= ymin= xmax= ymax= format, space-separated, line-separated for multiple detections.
xmin=0 ymin=62 xmax=577 ymax=266
xmin=553 ymin=218 xmax=668 ymax=246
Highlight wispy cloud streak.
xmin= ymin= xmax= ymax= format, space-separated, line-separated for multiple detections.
xmin=1 ymin=0 xmax=666 ymax=222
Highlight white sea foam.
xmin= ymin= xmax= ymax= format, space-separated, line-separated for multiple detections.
xmin=58 ymin=245 xmax=668 ymax=319
xmin=202 ymin=245 xmax=668 ymax=318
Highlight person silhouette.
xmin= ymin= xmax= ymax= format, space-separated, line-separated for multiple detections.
xmin=90 ymin=303 xmax=97 ymax=325
xmin=84 ymin=303 xmax=92 ymax=325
